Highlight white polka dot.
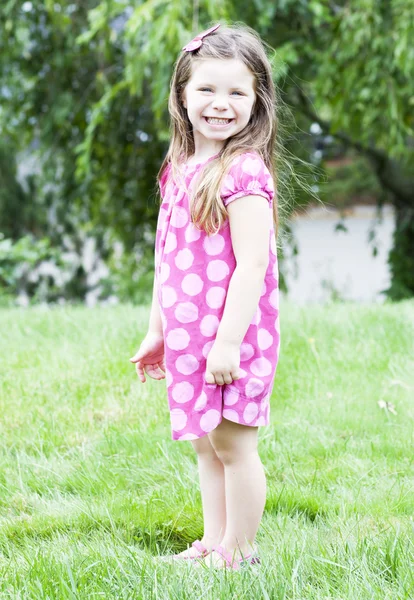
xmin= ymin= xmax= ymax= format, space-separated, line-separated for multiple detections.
xmin=157 ymin=207 xmax=168 ymax=230
xmin=178 ymin=432 xmax=198 ymax=440
xmin=245 ymin=378 xmax=265 ymax=397
xmin=238 ymin=368 xmax=248 ymax=378
xmin=159 ymin=262 xmax=170 ymax=284
xmin=223 ymin=409 xmax=239 ymax=422
xmin=243 ymin=402 xmax=259 ymax=423
xmin=175 ymin=248 xmax=194 ymax=270
xmin=222 ymin=173 xmax=235 ymax=196
xmin=240 ymin=343 xmax=254 ymax=361
xmin=269 ymin=289 xmax=278 ymax=309
xmin=251 ymin=357 xmax=272 ymax=377
xmin=206 ymin=286 xmax=226 ymax=309
xmin=164 ymin=182 xmax=173 ymax=198
xmin=204 ymin=234 xmax=225 ymax=256
xmin=161 ymin=286 xmax=177 ymax=308
xmin=182 ymin=273 xmax=204 ymax=295
xmin=200 ymin=315 xmax=219 ymax=337
xmin=165 ymin=369 xmax=173 ymax=387
xmin=272 ymin=262 xmax=278 ymax=281
xmin=170 ymin=205 xmax=188 ymax=228
xmin=175 ymin=302 xmax=198 ymax=323
xmin=185 ymin=223 xmax=202 ymax=242
xmin=164 ymin=232 xmax=177 ymax=254
xmin=172 ymin=381 xmax=194 ymax=403
xmin=275 ymin=315 xmax=280 ymax=333
xmin=223 ymin=388 xmax=240 ymax=406
xmin=207 ymin=260 xmax=230 ymax=282
xmin=200 ymin=409 xmax=221 ymax=432
xmin=258 ymin=328 xmax=273 ymax=350
xmin=246 ymin=180 xmax=267 ymax=195
xmin=260 ymin=394 xmax=270 ymax=411
xmin=253 ymin=307 xmax=261 ymax=325
xmin=166 ymin=328 xmax=190 ymax=350
xmin=241 ymin=157 xmax=262 ymax=177
xmin=202 ymin=340 xmax=215 ymax=358
xmin=175 ymin=354 xmax=199 ymax=375
xmin=171 ymin=408 xmax=187 ymax=431
xmin=194 ymin=392 xmax=208 ymax=411
xmin=255 ymin=416 xmax=266 ymax=426
xmin=175 ymin=189 xmax=185 ymax=204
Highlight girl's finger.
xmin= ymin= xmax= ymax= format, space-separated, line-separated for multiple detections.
xmin=136 ymin=363 xmax=146 ymax=382
xmin=153 ymin=365 xmax=166 ymax=378
xmin=130 ymin=353 xmax=143 ymax=363
xmin=146 ymin=364 xmax=165 ymax=379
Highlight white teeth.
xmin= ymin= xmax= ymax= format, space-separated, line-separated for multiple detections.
xmin=206 ymin=118 xmax=232 ymax=124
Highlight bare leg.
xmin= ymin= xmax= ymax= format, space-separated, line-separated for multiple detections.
xmin=173 ymin=434 xmax=226 ymax=558
xmin=203 ymin=418 xmax=266 ymax=567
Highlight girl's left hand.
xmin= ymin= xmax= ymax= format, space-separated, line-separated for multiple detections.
xmin=205 ymin=340 xmax=242 ymax=386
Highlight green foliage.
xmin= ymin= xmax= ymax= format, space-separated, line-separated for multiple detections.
xmin=319 ymin=154 xmax=383 ymax=209
xmin=0 ymin=233 xmax=60 ymax=303
xmin=307 ymin=0 xmax=414 ymax=159
xmin=0 ymin=0 xmax=413 ymax=302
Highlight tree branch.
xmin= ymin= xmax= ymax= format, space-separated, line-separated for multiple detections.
xmin=291 ymin=83 xmax=413 ymax=204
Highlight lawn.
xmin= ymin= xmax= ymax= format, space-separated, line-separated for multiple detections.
xmin=0 ymin=300 xmax=413 ymax=598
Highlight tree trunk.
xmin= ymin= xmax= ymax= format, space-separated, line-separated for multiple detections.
xmin=384 ymin=202 xmax=414 ymax=300
xmin=369 ymin=154 xmax=414 ymax=300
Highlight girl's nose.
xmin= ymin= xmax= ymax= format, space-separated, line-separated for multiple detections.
xmin=211 ymin=96 xmax=229 ymax=110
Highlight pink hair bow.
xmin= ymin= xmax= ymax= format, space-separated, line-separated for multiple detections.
xmin=182 ymin=24 xmax=220 ymax=52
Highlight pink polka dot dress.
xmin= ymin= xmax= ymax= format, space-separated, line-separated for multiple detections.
xmin=155 ymin=151 xmax=280 ymax=441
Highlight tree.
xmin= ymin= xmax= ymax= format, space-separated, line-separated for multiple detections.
xmin=1 ymin=0 xmax=413 ymax=301
xmin=277 ymin=0 xmax=414 ymax=300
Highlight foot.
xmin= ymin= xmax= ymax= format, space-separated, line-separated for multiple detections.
xmin=193 ymin=543 xmax=259 ymax=570
xmin=159 ymin=538 xmax=217 ymax=561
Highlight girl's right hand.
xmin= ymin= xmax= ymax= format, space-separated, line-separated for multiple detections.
xmin=129 ymin=331 xmax=166 ymax=383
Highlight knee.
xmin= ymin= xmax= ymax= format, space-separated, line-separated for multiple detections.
xmin=212 ymin=446 xmax=257 ymax=467
xmin=213 ymin=448 xmax=236 ymax=466
xmin=191 ymin=436 xmax=221 ymax=462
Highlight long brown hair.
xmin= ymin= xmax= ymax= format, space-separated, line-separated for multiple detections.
xmin=157 ymin=22 xmax=279 ymax=237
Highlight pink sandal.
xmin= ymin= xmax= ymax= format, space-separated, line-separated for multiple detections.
xmin=209 ymin=544 xmax=261 ymax=571
xmin=171 ymin=539 xmax=209 ymax=560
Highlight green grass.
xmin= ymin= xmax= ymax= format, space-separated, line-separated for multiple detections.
xmin=0 ymin=300 xmax=413 ymax=599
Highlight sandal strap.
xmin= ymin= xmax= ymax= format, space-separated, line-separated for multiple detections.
xmin=192 ymin=540 xmax=208 ymax=556
xmin=211 ymin=544 xmax=254 ymax=570
xmin=211 ymin=544 xmax=235 ymax=568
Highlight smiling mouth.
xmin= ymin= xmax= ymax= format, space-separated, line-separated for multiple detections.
xmin=204 ymin=117 xmax=234 ymax=125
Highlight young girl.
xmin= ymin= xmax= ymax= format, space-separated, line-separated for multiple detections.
xmin=130 ymin=23 xmax=281 ymax=571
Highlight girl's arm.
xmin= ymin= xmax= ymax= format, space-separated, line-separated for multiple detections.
xmin=215 ymin=194 xmax=270 ymax=347
xmin=148 ymin=274 xmax=163 ymax=335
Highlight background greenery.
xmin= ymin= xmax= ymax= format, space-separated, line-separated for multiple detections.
xmin=1 ymin=0 xmax=413 ymax=305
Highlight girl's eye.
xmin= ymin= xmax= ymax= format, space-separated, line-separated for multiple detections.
xmin=199 ymin=88 xmax=243 ymax=96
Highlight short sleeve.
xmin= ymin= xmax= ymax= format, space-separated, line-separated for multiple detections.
xmin=220 ymin=152 xmax=275 ymax=207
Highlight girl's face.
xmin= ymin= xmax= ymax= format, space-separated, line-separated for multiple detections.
xmin=182 ymin=58 xmax=256 ymax=155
